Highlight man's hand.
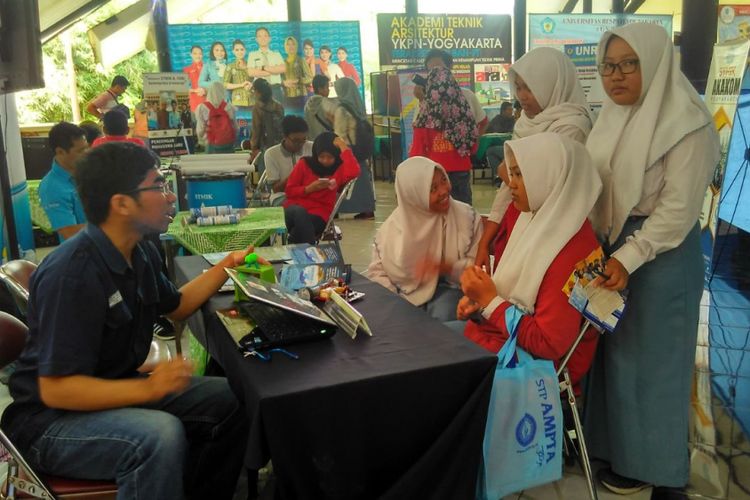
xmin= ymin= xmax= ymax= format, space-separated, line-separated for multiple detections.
xmin=219 ymin=245 xmax=267 ymax=268
xmin=460 ymin=265 xmax=497 ymax=308
xmin=147 ymin=359 xmax=193 ymax=400
xmin=457 ymin=295 xmax=480 ymax=321
xmin=593 ymin=257 xmax=629 ymax=291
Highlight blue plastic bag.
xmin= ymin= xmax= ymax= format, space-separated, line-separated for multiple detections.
xmin=477 ymin=305 xmax=563 ymax=499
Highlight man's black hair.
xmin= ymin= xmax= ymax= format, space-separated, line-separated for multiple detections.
xmin=102 ymin=110 xmax=129 ymax=136
xmin=303 ymin=39 xmax=314 ymax=48
xmin=255 ymin=26 xmax=270 ymax=36
xmin=190 ymin=45 xmax=202 ymax=52
xmin=282 ymin=115 xmax=308 ymax=136
xmin=48 ymin=121 xmax=86 ymax=152
xmin=76 ymin=142 xmax=159 ymax=225
xmin=112 ymin=75 xmax=129 ymax=88
xmin=424 ymin=49 xmax=452 ymax=69
xmin=312 ymin=74 xmax=329 ymax=93
xmin=319 ymin=45 xmax=332 ymax=54
xmin=252 ymin=78 xmax=273 ymax=103
xmin=78 ymin=121 xmax=102 ymax=145
xmin=500 ymin=101 xmax=513 ymax=113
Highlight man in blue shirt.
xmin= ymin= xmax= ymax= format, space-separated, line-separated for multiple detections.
xmin=38 ymin=122 xmax=89 ymax=241
xmin=2 ymin=142 xmax=252 ymax=499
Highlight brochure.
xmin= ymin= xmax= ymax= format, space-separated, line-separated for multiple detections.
xmin=562 ymin=247 xmax=626 ymax=333
xmin=323 ymin=290 xmax=372 ymax=339
xmin=279 ymin=262 xmax=352 ymax=291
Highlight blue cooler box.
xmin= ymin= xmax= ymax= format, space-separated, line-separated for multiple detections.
xmin=185 ymin=173 xmax=246 ymax=209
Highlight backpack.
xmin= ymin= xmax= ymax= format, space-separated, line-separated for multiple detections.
xmin=260 ymin=105 xmax=284 ymax=150
xmin=339 ymin=102 xmax=374 ymax=162
xmin=205 ymin=101 xmax=235 ymax=146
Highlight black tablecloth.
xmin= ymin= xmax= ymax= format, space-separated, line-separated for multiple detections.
xmin=175 ymin=256 xmax=497 ymax=500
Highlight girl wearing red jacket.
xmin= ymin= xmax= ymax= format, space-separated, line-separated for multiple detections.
xmin=457 ymin=133 xmax=602 ymax=386
xmin=283 ymin=132 xmax=360 ymax=244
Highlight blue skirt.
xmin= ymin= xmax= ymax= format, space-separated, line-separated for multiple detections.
xmin=584 ymin=218 xmax=703 ymax=487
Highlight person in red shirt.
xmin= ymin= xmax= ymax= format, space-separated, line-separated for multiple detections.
xmin=283 ymin=132 xmax=360 ymax=244
xmin=457 ymin=133 xmax=602 ymax=387
xmin=183 ymin=45 xmax=206 ymax=111
xmin=336 ymin=47 xmax=360 ymax=87
xmin=91 ymin=110 xmax=145 ymax=148
xmin=409 ymin=66 xmax=477 ymax=205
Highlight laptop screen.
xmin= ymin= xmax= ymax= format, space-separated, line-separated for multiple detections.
xmin=225 ymin=268 xmax=337 ymax=326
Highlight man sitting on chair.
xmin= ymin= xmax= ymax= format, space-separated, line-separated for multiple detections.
xmin=1 ymin=142 xmax=252 ymax=500
xmin=264 ymin=115 xmax=313 ymax=206
xmin=39 ymin=122 xmax=89 ymax=241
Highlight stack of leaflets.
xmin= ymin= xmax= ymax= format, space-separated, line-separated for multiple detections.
xmin=278 ymin=243 xmax=351 ymax=291
xmin=323 ymin=290 xmax=372 ymax=339
xmin=562 ymin=247 xmax=627 ymax=333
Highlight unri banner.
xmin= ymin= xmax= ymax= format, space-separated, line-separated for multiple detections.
xmin=528 ymin=14 xmax=672 ymax=50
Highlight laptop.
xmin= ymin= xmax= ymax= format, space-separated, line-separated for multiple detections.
xmin=224 ymin=268 xmax=337 ymax=350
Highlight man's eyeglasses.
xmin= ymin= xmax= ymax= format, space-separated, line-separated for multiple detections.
xmin=598 ymin=59 xmax=639 ymax=77
xmin=124 ymin=183 xmax=173 ymax=196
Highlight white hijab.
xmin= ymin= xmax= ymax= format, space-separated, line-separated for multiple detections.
xmin=586 ymin=23 xmax=715 ymax=243
xmin=493 ymin=133 xmax=602 ymax=313
xmin=510 ymin=47 xmax=594 ymax=140
xmin=374 ymin=156 xmax=478 ymax=306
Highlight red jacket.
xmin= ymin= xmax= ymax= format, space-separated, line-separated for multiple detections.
xmin=409 ymin=127 xmax=474 ymax=173
xmin=465 ymin=207 xmax=600 ymax=386
xmin=283 ymin=149 xmax=361 ymax=221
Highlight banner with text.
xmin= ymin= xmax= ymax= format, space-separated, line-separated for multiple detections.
xmin=717 ymin=5 xmax=750 ymax=90
xmin=528 ymin=14 xmax=673 ymax=50
xmin=377 ymin=13 xmax=512 ymax=67
xmin=168 ymin=21 xmax=364 ymax=121
xmin=701 ymin=38 xmax=750 ymax=267
xmin=142 ymin=72 xmax=191 ymax=158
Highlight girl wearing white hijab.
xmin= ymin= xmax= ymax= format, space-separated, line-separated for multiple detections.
xmin=458 ymin=133 xmax=601 ymax=386
xmin=583 ymin=23 xmax=720 ymax=496
xmin=366 ymin=156 xmax=482 ymax=321
xmin=476 ymin=47 xmax=595 ymax=270
xmin=194 ymin=81 xmax=238 ymax=153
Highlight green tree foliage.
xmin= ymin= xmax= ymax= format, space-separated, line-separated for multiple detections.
xmin=16 ymin=2 xmax=158 ymax=124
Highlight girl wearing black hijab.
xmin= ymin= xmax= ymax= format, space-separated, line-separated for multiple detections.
xmin=283 ymin=132 xmax=361 ymax=243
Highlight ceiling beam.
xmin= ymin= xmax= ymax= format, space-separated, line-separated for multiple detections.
xmin=561 ymin=0 xmax=579 ymax=13
xmin=40 ymin=0 xmax=108 ymax=44
xmin=625 ymin=0 xmax=646 ymax=13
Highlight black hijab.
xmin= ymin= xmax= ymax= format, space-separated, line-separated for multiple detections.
xmin=305 ymin=132 xmax=343 ymax=177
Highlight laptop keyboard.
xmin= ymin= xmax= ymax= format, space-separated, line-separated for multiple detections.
xmin=238 ymin=301 xmax=334 ymax=348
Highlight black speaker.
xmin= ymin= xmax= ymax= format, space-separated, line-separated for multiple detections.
xmin=0 ymin=0 xmax=44 ymax=94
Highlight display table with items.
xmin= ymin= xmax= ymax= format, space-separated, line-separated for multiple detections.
xmin=174 ymin=255 xmax=497 ymax=500
xmin=164 ymin=207 xmax=286 ymax=255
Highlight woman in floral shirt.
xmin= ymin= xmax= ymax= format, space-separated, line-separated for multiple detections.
xmin=409 ymin=67 xmax=478 ymax=205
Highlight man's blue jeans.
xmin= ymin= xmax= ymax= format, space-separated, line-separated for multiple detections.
xmin=26 ymin=376 xmax=247 ymax=500
xmin=447 ymin=171 xmax=472 ymax=205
